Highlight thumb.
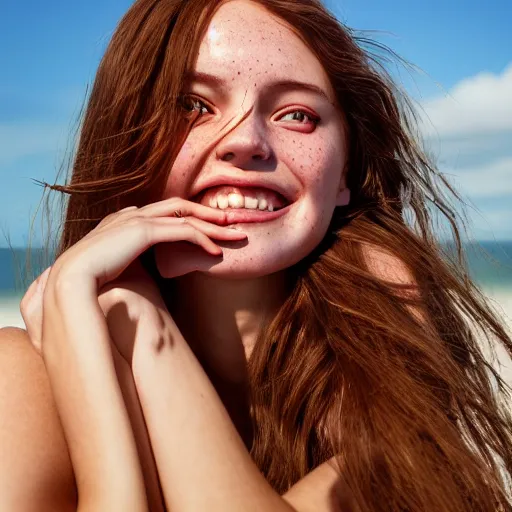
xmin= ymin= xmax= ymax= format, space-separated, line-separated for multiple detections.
xmin=20 ymin=267 xmax=52 ymax=354
xmin=154 ymin=241 xmax=223 ymax=279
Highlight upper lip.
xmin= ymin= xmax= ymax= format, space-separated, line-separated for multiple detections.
xmin=189 ymin=175 xmax=295 ymax=203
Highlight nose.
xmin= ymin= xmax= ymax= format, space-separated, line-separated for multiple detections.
xmin=215 ymin=112 xmax=273 ymax=167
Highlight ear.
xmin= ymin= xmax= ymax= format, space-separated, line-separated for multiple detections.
xmin=335 ymin=187 xmax=350 ymax=206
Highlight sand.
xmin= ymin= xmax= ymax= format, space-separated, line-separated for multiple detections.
xmin=0 ymin=296 xmax=24 ymax=330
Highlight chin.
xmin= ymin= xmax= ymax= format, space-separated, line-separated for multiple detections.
xmin=200 ymin=251 xmax=294 ymax=280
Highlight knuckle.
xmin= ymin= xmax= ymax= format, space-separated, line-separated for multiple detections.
xmin=100 ymin=212 xmax=116 ymax=225
xmin=127 ymin=217 xmax=152 ymax=244
xmin=99 ymin=206 xmax=137 ymax=227
xmin=120 ymin=216 xmax=144 ymax=235
xmin=19 ymin=296 xmax=29 ymax=316
xmin=192 ymin=229 xmax=204 ymax=242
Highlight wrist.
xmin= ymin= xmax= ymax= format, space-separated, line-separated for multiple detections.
xmin=45 ymin=265 xmax=97 ymax=304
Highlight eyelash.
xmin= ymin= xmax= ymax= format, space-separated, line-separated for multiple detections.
xmin=180 ymin=95 xmax=320 ymax=126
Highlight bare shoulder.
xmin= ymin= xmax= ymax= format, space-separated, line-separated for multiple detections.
xmin=0 ymin=327 xmax=77 ymax=511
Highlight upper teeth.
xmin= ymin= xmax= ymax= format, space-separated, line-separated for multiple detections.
xmin=210 ymin=193 xmax=275 ymax=212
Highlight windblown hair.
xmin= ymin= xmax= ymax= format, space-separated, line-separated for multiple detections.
xmin=35 ymin=0 xmax=512 ymax=509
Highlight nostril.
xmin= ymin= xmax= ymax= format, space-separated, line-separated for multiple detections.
xmin=252 ymin=154 xmax=262 ymax=161
xmin=222 ymin=152 xmax=235 ymax=162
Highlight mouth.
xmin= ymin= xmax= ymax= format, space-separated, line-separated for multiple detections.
xmin=190 ymin=185 xmax=293 ymax=224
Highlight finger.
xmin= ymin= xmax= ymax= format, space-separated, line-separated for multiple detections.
xmin=38 ymin=266 xmax=53 ymax=292
xmin=75 ymin=217 xmax=228 ymax=287
xmin=20 ymin=267 xmax=52 ymax=354
xmin=149 ymin=218 xmax=224 ymax=256
xmin=138 ymin=197 xmax=229 ymax=225
xmin=97 ymin=212 xmax=247 ymax=244
xmin=154 ymin=241 xmax=225 ymax=279
xmin=174 ymin=216 xmax=247 ymax=241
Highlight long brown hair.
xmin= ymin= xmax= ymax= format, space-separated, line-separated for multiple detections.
xmin=33 ymin=0 xmax=512 ymax=509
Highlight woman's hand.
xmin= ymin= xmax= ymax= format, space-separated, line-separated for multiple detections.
xmin=21 ymin=199 xmax=246 ymax=356
xmin=20 ymin=198 xmax=247 ymax=510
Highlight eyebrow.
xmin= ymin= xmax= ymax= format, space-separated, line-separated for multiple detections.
xmin=185 ymin=71 xmax=332 ymax=103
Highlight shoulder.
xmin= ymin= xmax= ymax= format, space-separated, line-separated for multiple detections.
xmin=0 ymin=327 xmax=77 ymax=511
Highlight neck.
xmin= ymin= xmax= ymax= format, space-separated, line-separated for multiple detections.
xmin=162 ymin=271 xmax=287 ymax=448
xmin=164 ymin=271 xmax=287 ymax=381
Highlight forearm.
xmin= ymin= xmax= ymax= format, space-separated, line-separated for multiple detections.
xmin=106 ymin=310 xmax=166 ymax=512
xmin=132 ymin=313 xmax=295 ymax=512
xmin=42 ymin=277 xmax=148 ymax=510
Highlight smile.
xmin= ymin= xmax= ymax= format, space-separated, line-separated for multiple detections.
xmin=191 ymin=184 xmax=293 ymax=224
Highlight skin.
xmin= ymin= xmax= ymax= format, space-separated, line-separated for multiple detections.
xmin=158 ymin=0 xmax=350 ymax=392
xmin=12 ymin=1 xmax=356 ymax=510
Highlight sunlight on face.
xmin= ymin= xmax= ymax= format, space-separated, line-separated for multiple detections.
xmin=157 ymin=0 xmax=349 ymax=279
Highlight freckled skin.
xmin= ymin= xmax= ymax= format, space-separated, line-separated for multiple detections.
xmin=158 ymin=0 xmax=349 ymax=279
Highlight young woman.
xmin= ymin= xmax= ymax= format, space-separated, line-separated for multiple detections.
xmin=1 ymin=0 xmax=511 ymax=510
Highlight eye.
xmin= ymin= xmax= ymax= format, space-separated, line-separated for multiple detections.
xmin=279 ymin=110 xmax=320 ymax=126
xmin=180 ymin=95 xmax=211 ymax=116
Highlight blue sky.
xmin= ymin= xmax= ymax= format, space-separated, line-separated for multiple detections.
xmin=1 ymin=0 xmax=511 ymax=247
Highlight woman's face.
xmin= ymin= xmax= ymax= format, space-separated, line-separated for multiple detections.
xmin=157 ymin=0 xmax=349 ymax=279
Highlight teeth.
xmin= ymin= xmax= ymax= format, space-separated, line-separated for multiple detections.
xmin=228 ymin=193 xmax=244 ymax=209
xmin=209 ymin=192 xmax=277 ymax=211
xmin=217 ymin=194 xmax=229 ymax=209
xmin=258 ymin=198 xmax=268 ymax=211
xmin=244 ymin=196 xmax=259 ymax=209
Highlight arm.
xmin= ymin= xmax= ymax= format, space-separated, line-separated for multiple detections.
xmin=128 ymin=245 xmax=424 ymax=511
xmin=42 ymin=278 xmax=149 ymax=511
xmin=132 ymin=309 xmax=350 ymax=512
xmin=0 ymin=327 xmax=77 ymax=511
xmin=19 ymin=198 xmax=247 ymax=509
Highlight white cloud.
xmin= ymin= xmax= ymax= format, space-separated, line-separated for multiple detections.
xmin=420 ymin=63 xmax=512 ymax=138
xmin=444 ymin=156 xmax=512 ymax=199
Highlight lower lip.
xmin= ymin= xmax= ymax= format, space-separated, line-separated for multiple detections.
xmin=223 ymin=204 xmax=291 ymax=225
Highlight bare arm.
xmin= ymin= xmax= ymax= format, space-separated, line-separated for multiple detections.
xmin=0 ymin=327 xmax=77 ymax=511
xmin=130 ymin=307 xmax=352 ymax=512
xmin=41 ymin=279 xmax=149 ymax=511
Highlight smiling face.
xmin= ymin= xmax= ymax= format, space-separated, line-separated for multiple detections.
xmin=156 ymin=0 xmax=349 ymax=279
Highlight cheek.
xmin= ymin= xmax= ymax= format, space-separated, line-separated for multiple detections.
xmin=162 ymin=140 xmax=198 ymax=199
xmin=279 ymin=132 xmax=344 ymax=203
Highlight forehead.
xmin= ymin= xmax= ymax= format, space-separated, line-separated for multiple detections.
xmin=194 ymin=0 xmax=334 ymax=99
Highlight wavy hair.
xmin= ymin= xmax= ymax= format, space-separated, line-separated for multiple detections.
xmin=33 ymin=0 xmax=512 ymax=510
